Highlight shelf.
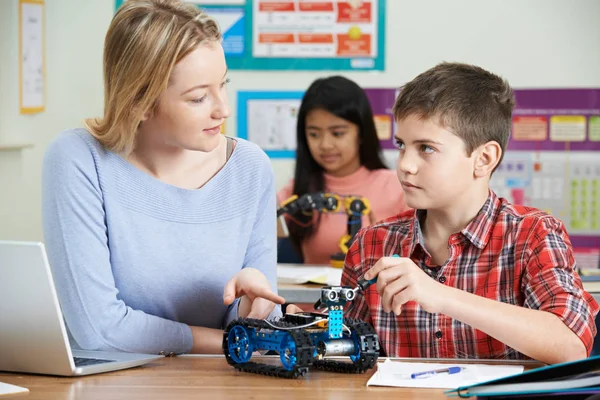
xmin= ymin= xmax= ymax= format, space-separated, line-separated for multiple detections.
xmin=0 ymin=143 xmax=33 ymax=151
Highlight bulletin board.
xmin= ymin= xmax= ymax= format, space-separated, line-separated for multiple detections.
xmin=19 ymin=0 xmax=45 ymax=114
xmin=490 ymin=89 xmax=600 ymax=269
xmin=236 ymin=88 xmax=397 ymax=158
xmin=240 ymin=87 xmax=600 ymax=266
xmin=236 ymin=90 xmax=304 ymax=158
xmin=114 ymin=0 xmax=385 ymax=71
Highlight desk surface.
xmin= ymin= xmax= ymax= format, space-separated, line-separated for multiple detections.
xmin=0 ymin=356 xmax=540 ymax=400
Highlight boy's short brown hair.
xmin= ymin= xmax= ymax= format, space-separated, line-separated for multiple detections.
xmin=393 ymin=62 xmax=515 ymax=167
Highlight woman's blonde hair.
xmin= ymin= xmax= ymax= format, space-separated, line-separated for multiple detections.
xmin=85 ymin=0 xmax=221 ymax=153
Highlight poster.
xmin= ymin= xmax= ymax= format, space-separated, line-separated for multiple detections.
xmin=115 ymin=0 xmax=385 ymax=70
xmin=508 ymin=89 xmax=600 ymax=152
xmin=273 ymin=87 xmax=599 ymax=253
xmin=373 ymin=88 xmax=600 ymax=267
xmin=116 ymin=0 xmax=244 ymax=6
xmin=238 ymin=88 xmax=397 ymax=158
xmin=250 ymin=0 xmax=383 ymax=70
xmin=19 ymin=0 xmax=45 ymax=114
xmin=189 ymin=0 xmax=244 ymax=3
xmin=490 ymin=152 xmax=600 ymax=241
xmin=488 ymin=89 xmax=600 ymax=254
xmin=378 ymin=88 xmax=600 ymax=249
xmin=237 ymin=91 xmax=304 ymax=158
xmin=199 ymin=5 xmax=246 ymax=57
xmin=114 ymin=1 xmax=245 ymax=59
xmin=244 ymin=0 xmax=385 ymax=70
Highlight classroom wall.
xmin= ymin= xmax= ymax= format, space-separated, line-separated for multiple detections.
xmin=262 ymin=0 xmax=600 ymax=190
xmin=0 ymin=0 xmax=110 ymax=241
xmin=0 ymin=0 xmax=599 ymax=241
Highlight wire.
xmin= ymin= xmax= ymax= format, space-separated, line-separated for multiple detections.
xmin=263 ymin=319 xmax=323 ymax=331
xmin=263 ymin=318 xmax=353 ymax=337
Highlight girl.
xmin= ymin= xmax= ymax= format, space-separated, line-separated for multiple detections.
xmin=278 ymin=76 xmax=409 ymax=265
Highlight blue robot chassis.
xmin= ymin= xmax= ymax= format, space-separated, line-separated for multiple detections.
xmin=223 ymin=285 xmax=380 ymax=378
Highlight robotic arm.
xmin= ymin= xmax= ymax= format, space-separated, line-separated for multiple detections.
xmin=330 ymin=196 xmax=371 ymax=268
xmin=341 ymin=196 xmax=371 ymax=252
xmin=277 ymin=192 xmax=370 ymax=268
xmin=277 ymin=192 xmax=341 ymax=218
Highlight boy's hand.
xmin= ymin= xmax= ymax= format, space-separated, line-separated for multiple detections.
xmin=364 ymin=256 xmax=447 ymax=315
xmin=223 ymin=268 xmax=285 ymax=319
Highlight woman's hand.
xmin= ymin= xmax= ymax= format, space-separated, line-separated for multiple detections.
xmin=284 ymin=304 xmax=304 ymax=314
xmin=223 ymin=268 xmax=285 ymax=319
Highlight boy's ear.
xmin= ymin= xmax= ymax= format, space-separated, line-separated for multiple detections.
xmin=473 ymin=141 xmax=502 ymax=178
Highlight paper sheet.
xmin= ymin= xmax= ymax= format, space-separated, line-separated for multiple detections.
xmin=366 ymin=359 xmax=524 ymax=389
xmin=247 ymin=99 xmax=300 ymax=150
xmin=277 ymin=264 xmax=342 ymax=286
xmin=20 ymin=1 xmax=45 ymax=112
xmin=0 ymin=381 xmax=28 ymax=396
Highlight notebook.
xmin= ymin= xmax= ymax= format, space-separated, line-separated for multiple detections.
xmin=446 ymin=354 xmax=600 ymax=398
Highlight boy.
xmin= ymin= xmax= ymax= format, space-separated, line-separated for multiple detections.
xmin=341 ymin=62 xmax=598 ymax=364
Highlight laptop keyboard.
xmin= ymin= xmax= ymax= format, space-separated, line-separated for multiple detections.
xmin=73 ymin=357 xmax=116 ymax=367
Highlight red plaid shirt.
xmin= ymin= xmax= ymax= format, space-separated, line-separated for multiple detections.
xmin=342 ymin=190 xmax=599 ymax=359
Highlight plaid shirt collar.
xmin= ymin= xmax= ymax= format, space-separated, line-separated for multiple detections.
xmin=409 ymin=190 xmax=500 ymax=256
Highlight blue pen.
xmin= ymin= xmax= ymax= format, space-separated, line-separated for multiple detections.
xmin=411 ymin=366 xmax=463 ymax=379
xmin=356 ymin=254 xmax=400 ymax=291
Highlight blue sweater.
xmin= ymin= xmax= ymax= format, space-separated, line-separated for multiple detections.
xmin=42 ymin=129 xmax=281 ymax=354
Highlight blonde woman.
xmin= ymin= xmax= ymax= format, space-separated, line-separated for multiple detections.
xmin=42 ymin=0 xmax=283 ymax=355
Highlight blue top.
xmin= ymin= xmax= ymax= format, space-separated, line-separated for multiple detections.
xmin=42 ymin=129 xmax=281 ymax=354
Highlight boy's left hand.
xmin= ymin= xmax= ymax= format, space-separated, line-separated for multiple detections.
xmin=364 ymin=256 xmax=447 ymax=315
xmin=223 ymin=268 xmax=285 ymax=319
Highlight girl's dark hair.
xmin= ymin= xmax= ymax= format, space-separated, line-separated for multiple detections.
xmin=288 ymin=75 xmax=387 ymax=254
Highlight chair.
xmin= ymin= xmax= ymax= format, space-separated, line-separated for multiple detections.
xmin=277 ymin=237 xmax=303 ymax=264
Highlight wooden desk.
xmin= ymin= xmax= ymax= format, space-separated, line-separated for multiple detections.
xmin=0 ymin=356 xmax=539 ymax=400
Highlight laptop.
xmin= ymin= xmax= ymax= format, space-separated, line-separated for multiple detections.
xmin=0 ymin=241 xmax=163 ymax=376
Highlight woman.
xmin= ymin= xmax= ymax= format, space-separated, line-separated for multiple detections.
xmin=277 ymin=76 xmax=409 ymax=265
xmin=42 ymin=0 xmax=282 ymax=355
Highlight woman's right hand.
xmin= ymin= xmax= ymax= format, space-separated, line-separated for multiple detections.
xmin=284 ymin=304 xmax=304 ymax=314
xmin=223 ymin=268 xmax=285 ymax=319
